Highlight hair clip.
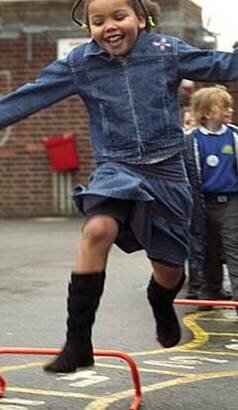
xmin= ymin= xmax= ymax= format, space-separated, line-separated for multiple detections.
xmin=148 ymin=16 xmax=156 ymax=28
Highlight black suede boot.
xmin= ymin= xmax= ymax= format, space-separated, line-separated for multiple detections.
xmin=147 ymin=273 xmax=185 ymax=348
xmin=44 ymin=271 xmax=105 ymax=373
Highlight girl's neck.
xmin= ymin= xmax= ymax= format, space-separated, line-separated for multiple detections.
xmin=203 ymin=120 xmax=223 ymax=133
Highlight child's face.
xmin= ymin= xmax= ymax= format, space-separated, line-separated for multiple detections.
xmin=88 ymin=0 xmax=146 ymax=56
xmin=206 ymin=103 xmax=233 ymax=127
xmin=183 ymin=109 xmax=193 ymax=130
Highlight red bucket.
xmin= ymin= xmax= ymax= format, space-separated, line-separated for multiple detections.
xmin=43 ymin=133 xmax=80 ymax=172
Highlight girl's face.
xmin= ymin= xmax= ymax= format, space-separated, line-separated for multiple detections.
xmin=87 ymin=0 xmax=146 ymax=56
xmin=206 ymin=103 xmax=234 ymax=128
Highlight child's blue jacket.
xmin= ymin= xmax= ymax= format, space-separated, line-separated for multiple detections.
xmin=183 ymin=125 xmax=238 ymax=271
xmin=1 ymin=31 xmax=238 ymax=163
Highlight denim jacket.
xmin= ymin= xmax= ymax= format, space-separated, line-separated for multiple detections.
xmin=1 ymin=31 xmax=238 ymax=163
xmin=183 ymin=125 xmax=238 ymax=270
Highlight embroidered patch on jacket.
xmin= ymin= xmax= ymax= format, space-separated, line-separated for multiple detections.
xmin=221 ymin=144 xmax=234 ymax=154
xmin=152 ymin=38 xmax=172 ymax=50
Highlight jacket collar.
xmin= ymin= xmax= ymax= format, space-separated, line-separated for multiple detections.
xmin=199 ymin=124 xmax=228 ymax=135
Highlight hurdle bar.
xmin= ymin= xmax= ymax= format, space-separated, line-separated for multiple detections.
xmin=175 ymin=299 xmax=238 ymax=308
xmin=0 ymin=348 xmax=142 ymax=410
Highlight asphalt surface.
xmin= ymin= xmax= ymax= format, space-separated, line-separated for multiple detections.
xmin=0 ymin=218 xmax=238 ymax=410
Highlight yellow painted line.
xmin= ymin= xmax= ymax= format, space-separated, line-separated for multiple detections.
xmin=180 ymin=349 xmax=238 ymax=356
xmin=84 ymin=370 xmax=238 ymax=410
xmin=175 ymin=312 xmax=210 ymax=351
xmin=128 ymin=312 xmax=213 ymax=357
xmin=199 ymin=318 xmax=237 ymax=322
xmin=208 ymin=332 xmax=238 ymax=337
xmin=1 ymin=362 xmax=43 ymax=372
xmin=96 ymin=363 xmax=191 ymax=377
xmin=6 ymin=386 xmax=100 ymax=400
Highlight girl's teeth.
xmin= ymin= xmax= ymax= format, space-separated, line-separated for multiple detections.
xmin=108 ymin=36 xmax=121 ymax=43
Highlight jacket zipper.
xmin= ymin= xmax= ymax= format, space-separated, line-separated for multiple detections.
xmin=121 ymin=59 xmax=143 ymax=158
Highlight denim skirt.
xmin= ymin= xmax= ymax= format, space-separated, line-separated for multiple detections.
xmin=72 ymin=155 xmax=193 ymax=266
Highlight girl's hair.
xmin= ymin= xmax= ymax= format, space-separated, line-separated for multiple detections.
xmin=84 ymin=0 xmax=161 ymax=32
xmin=191 ymin=86 xmax=233 ymax=126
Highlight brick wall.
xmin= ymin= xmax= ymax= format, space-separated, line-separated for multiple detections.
xmin=0 ymin=0 xmax=237 ymax=217
xmin=0 ymin=1 xmax=94 ymax=217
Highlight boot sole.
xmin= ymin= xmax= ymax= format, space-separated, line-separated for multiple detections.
xmin=43 ymin=358 xmax=95 ymax=373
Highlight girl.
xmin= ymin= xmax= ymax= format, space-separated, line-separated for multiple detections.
xmin=1 ymin=0 xmax=238 ymax=373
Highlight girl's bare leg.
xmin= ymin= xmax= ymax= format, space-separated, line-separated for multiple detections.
xmin=44 ymin=215 xmax=120 ymax=373
xmin=74 ymin=215 xmax=120 ymax=273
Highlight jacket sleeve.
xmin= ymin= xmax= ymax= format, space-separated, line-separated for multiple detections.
xmin=176 ymin=38 xmax=238 ymax=82
xmin=0 ymin=57 xmax=77 ymax=129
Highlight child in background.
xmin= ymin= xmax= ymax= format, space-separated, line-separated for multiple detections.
xmin=1 ymin=0 xmax=238 ymax=373
xmin=184 ymin=87 xmax=238 ymax=305
xmin=179 ymin=79 xmax=195 ymax=131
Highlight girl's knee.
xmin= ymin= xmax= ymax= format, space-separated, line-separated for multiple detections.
xmin=151 ymin=259 xmax=182 ymax=275
xmin=151 ymin=259 xmax=183 ymax=289
xmin=82 ymin=215 xmax=119 ymax=245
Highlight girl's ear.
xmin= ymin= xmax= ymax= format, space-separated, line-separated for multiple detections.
xmin=138 ymin=15 xmax=146 ymax=30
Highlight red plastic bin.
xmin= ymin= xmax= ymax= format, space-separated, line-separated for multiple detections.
xmin=42 ymin=133 xmax=80 ymax=172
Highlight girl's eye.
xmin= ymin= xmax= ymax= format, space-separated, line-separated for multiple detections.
xmin=115 ymin=14 xmax=125 ymax=20
xmin=91 ymin=19 xmax=103 ymax=26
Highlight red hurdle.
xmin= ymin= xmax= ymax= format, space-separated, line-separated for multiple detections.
xmin=175 ymin=299 xmax=238 ymax=308
xmin=0 ymin=348 xmax=142 ymax=410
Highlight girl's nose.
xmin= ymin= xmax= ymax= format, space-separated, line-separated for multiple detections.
xmin=104 ymin=18 xmax=117 ymax=31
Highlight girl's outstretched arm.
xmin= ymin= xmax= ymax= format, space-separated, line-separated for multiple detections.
xmin=0 ymin=56 xmax=76 ymax=129
xmin=177 ymin=38 xmax=238 ymax=83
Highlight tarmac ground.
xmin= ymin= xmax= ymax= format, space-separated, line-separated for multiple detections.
xmin=0 ymin=218 xmax=238 ymax=409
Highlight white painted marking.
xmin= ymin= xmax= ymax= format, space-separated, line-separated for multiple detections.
xmin=170 ymin=357 xmax=201 ymax=365
xmin=0 ymin=400 xmax=44 ymax=406
xmin=0 ymin=406 xmax=28 ymax=410
xmin=59 ymin=370 xmax=109 ymax=387
xmin=144 ymin=355 xmax=228 ymax=369
xmin=199 ymin=357 xmax=227 ymax=364
xmin=171 ymin=356 xmax=227 ymax=364
xmin=144 ymin=360 xmax=194 ymax=369
xmin=225 ymin=343 xmax=238 ymax=351
xmin=222 ymin=311 xmax=238 ymax=320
